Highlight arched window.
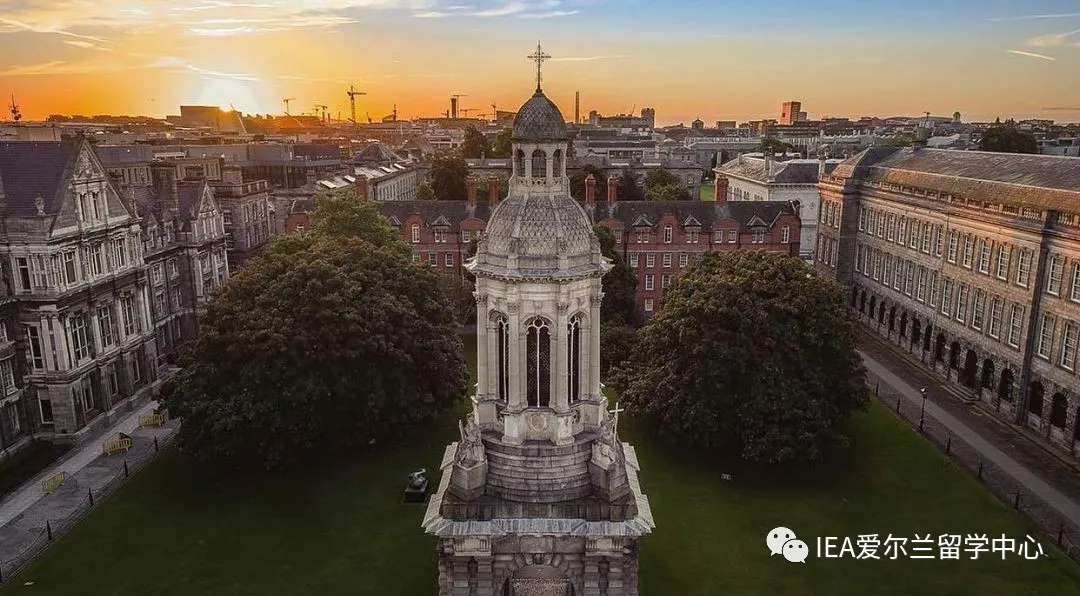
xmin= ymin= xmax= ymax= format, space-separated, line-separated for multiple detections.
xmin=531 ymin=149 xmax=547 ymax=179
xmin=526 ymin=318 xmax=551 ymax=407
xmin=496 ymin=316 xmax=509 ymax=402
xmin=553 ymin=149 xmax=563 ymax=178
xmin=567 ymin=314 xmax=583 ymax=403
xmin=515 ymin=149 xmax=525 ymax=177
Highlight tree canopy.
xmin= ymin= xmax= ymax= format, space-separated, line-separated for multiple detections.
xmin=595 ymin=225 xmax=641 ymax=329
xmin=617 ymin=167 xmax=645 ymax=201
xmin=461 ymin=126 xmax=491 ymax=159
xmin=978 ymin=124 xmax=1037 ymax=154
xmin=613 ymin=251 xmax=869 ymax=464
xmin=569 ymin=164 xmax=608 ymax=201
xmin=644 ymin=168 xmax=691 ymax=201
xmin=490 ymin=127 xmax=513 ymax=158
xmin=416 ymin=181 xmax=436 ymax=201
xmin=428 ymin=152 xmax=469 ymax=201
xmin=161 ymin=193 xmax=469 ymax=470
xmin=758 ymin=137 xmax=795 ymax=155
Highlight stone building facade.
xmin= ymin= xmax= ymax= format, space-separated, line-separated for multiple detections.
xmin=816 ymin=147 xmax=1080 ymax=456
xmin=422 ymin=79 xmax=654 ymax=596
xmin=209 ymin=166 xmax=272 ymax=270
xmin=0 ymin=139 xmax=161 ymax=455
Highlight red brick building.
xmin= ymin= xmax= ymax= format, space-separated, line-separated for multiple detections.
xmin=377 ymin=174 xmax=802 ymax=316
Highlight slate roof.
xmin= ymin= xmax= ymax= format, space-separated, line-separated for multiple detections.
xmin=0 ymin=140 xmax=80 ymax=217
xmin=717 ymin=156 xmax=840 ymax=184
xmin=829 ymin=147 xmax=1080 ymax=213
xmin=512 ymin=91 xmax=568 ymax=141
xmin=352 ymin=142 xmax=403 ymax=165
xmin=376 ymin=199 xmax=796 ymax=233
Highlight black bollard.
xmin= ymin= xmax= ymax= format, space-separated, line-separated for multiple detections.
xmin=46 ymin=521 xmax=53 ymax=541
xmin=88 ymin=488 xmax=94 ymax=507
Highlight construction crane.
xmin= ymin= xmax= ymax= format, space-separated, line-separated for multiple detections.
xmin=460 ymin=107 xmax=476 ymax=117
xmin=491 ymin=102 xmax=497 ymax=118
xmin=314 ymin=104 xmax=329 ymax=123
xmin=450 ymin=94 xmax=467 ymax=119
xmin=347 ymin=86 xmax=366 ymax=127
xmin=9 ymin=94 xmax=22 ymax=123
xmin=283 ymin=97 xmax=295 ymax=115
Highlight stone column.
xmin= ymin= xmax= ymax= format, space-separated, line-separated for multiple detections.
xmin=89 ymin=305 xmax=103 ymax=356
xmin=476 ymin=295 xmax=488 ymax=399
xmin=590 ymin=295 xmax=602 ymax=396
xmin=555 ymin=300 xmax=568 ymax=411
xmin=54 ymin=315 xmax=72 ymax=372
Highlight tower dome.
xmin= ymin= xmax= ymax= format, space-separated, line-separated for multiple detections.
xmin=512 ymin=91 xmax=568 ymax=141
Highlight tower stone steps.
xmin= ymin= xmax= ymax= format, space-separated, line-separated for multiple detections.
xmin=483 ymin=434 xmax=595 ymax=503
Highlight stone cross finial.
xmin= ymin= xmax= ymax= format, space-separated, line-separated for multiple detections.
xmin=609 ymin=401 xmax=626 ymax=437
xmin=527 ymin=41 xmax=551 ymax=92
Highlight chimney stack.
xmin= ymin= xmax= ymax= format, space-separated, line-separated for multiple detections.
xmin=355 ymin=174 xmax=369 ymax=201
xmin=606 ymin=174 xmax=618 ymax=205
xmin=487 ymin=174 xmax=500 ymax=204
xmin=714 ymin=175 xmax=729 ymax=206
xmin=585 ymin=173 xmax=596 ymax=204
xmin=466 ymin=173 xmax=478 ymax=206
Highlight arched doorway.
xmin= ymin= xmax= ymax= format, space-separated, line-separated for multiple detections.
xmin=1050 ymin=393 xmax=1068 ymax=429
xmin=961 ymin=349 xmax=978 ymax=388
xmin=1028 ymin=382 xmax=1045 ymax=417
xmin=998 ymin=369 xmax=1014 ymax=402
xmin=923 ymin=324 xmax=933 ymax=352
xmin=869 ymin=296 xmax=877 ymax=319
xmin=888 ymin=306 xmax=896 ymax=333
xmin=878 ymin=302 xmax=886 ymax=325
xmin=851 ymin=286 xmax=859 ymax=308
xmin=934 ymin=333 xmax=946 ymax=362
xmin=900 ymin=311 xmax=908 ymax=339
xmin=911 ymin=318 xmax=922 ymax=346
xmin=981 ymin=359 xmax=995 ymax=390
xmin=949 ymin=341 xmax=962 ymax=370
xmin=860 ymin=291 xmax=867 ymax=314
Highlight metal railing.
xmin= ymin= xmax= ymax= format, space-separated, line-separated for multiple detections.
xmin=864 ymin=371 xmax=1080 ymax=563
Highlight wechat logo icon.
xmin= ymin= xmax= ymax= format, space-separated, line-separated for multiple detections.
xmin=767 ymin=527 xmax=809 ymax=563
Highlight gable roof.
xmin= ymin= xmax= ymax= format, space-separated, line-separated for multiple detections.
xmin=0 ymin=140 xmax=80 ymax=217
xmin=718 ymin=155 xmax=840 ymax=185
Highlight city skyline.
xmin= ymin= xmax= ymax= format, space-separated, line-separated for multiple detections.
xmin=1 ymin=0 xmax=1080 ymax=124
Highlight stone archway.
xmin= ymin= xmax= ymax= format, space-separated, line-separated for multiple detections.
xmin=499 ymin=554 xmax=576 ymax=596
xmin=1028 ymin=382 xmax=1045 ymax=417
xmin=878 ymin=302 xmax=887 ymax=325
xmin=923 ymin=324 xmax=933 ymax=352
xmin=860 ymin=291 xmax=867 ymax=314
xmin=949 ymin=341 xmax=962 ymax=370
xmin=868 ymin=296 xmax=877 ymax=319
xmin=934 ymin=333 xmax=946 ymax=362
xmin=960 ymin=349 xmax=978 ymax=388
xmin=981 ymin=359 xmax=995 ymax=390
xmin=851 ymin=286 xmax=859 ymax=308
xmin=888 ymin=306 xmax=896 ymax=333
xmin=899 ymin=311 xmax=908 ymax=339
xmin=911 ymin=318 xmax=922 ymax=346
xmin=998 ymin=368 xmax=1014 ymax=402
xmin=1050 ymin=393 xmax=1068 ymax=429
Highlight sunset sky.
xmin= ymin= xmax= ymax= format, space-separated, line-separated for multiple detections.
xmin=1 ymin=0 xmax=1079 ymax=125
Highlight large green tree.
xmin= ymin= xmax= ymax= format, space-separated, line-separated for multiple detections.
xmin=490 ymin=127 xmax=513 ymax=158
xmin=595 ymin=225 xmax=641 ymax=379
xmin=617 ymin=167 xmax=645 ymax=201
xmin=416 ymin=181 xmax=436 ymax=201
xmin=978 ymin=124 xmax=1037 ymax=154
xmin=461 ymin=126 xmax=491 ymax=159
xmin=161 ymin=194 xmax=469 ymax=470
xmin=758 ymin=137 xmax=795 ymax=155
xmin=644 ymin=168 xmax=690 ymax=201
xmin=614 ymin=251 xmax=869 ymax=464
xmin=427 ymin=152 xmax=469 ymax=201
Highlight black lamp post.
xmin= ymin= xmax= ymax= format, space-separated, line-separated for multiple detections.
xmin=919 ymin=387 xmax=927 ymax=431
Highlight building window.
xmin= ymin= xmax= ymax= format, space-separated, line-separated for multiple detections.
xmin=646 ymin=253 xmax=655 ymax=268
xmin=427 ymin=252 xmax=437 ymax=266
xmin=781 ymin=226 xmax=790 ymax=243
xmin=679 ymin=253 xmax=689 ymax=267
xmin=988 ymin=297 xmax=1003 ymax=339
xmin=168 ymin=258 xmax=178 ymax=278
xmin=629 ymin=253 xmax=639 ymax=267
xmin=460 ymin=229 xmax=471 ymax=244
xmin=662 ymin=253 xmax=672 ymax=268
xmin=661 ymin=275 xmax=672 ymax=289
xmin=26 ymin=325 xmax=45 ymax=371
xmin=411 ymin=224 xmax=421 ymax=243
xmin=909 ymin=223 xmax=919 ymax=248
xmin=940 ymin=279 xmax=952 ymax=315
xmin=1046 ymin=255 xmax=1064 ymax=296
xmin=63 ymin=250 xmax=78 ymax=285
xmin=904 ymin=262 xmax=914 ymax=296
xmin=644 ymin=299 xmax=654 ymax=312
xmin=525 ymin=318 xmax=551 ymax=407
xmin=883 ymin=256 xmax=891 ymax=284
xmin=893 ymin=257 xmax=902 ymax=289
xmin=1071 ymin=264 xmax=1080 ymax=302
xmin=996 ymin=245 xmax=1010 ymax=280
xmin=495 ymin=316 xmax=509 ymax=402
xmin=751 ymin=230 xmax=765 ymax=244
xmin=955 ymin=284 xmax=968 ymax=322
xmin=614 ymin=229 xmax=623 ymax=244
xmin=441 ymin=253 xmax=451 ymax=267
xmin=1036 ymin=313 xmax=1056 ymax=360
xmin=567 ymin=314 xmax=582 ymax=404
xmin=530 ymin=149 xmax=547 ymax=179
xmin=961 ymin=235 xmax=974 ymax=268
xmin=934 ymin=226 xmax=944 ymax=257
xmin=1008 ymin=305 xmax=1024 ymax=348
xmin=858 ymin=208 xmax=866 ymax=231
xmin=1061 ymin=321 xmax=1078 ymax=371
xmin=946 ymin=231 xmax=958 ymax=263
xmin=916 ymin=267 xmax=927 ymax=301
xmin=663 ymin=225 xmax=673 ymax=243
xmin=172 ymin=287 xmax=182 ymax=309
xmin=0 ymin=357 xmax=15 ymax=395
xmin=921 ymin=224 xmax=932 ymax=253
xmin=132 ymin=351 xmax=143 ymax=384
xmin=39 ymin=398 xmax=53 ymax=424
xmin=113 ymin=237 xmax=128 ymax=268
xmin=876 ymin=214 xmax=885 ymax=237
xmin=70 ymin=312 xmax=91 ymax=363
xmin=645 ymin=274 xmax=654 ymax=291
xmin=120 ymin=295 xmax=139 ymax=336
xmin=887 ymin=214 xmax=895 ymax=241
xmin=728 ymin=230 xmax=737 ymax=243
xmin=151 ymin=263 xmax=163 ymax=286
xmin=712 ymin=229 xmax=722 ymax=243
xmin=897 ymin=217 xmax=906 ymax=244
xmin=978 ymin=241 xmax=991 ymax=274
xmin=97 ymin=303 xmax=115 ymax=348
xmin=971 ymin=290 xmax=985 ymax=330
xmin=433 ymin=230 xmax=446 ymax=244
xmin=412 ymin=252 xmax=420 ymax=263
xmin=1016 ymin=249 xmax=1031 ymax=287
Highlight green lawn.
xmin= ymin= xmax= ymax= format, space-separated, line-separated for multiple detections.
xmin=4 ymin=334 xmax=1080 ymax=595
xmin=700 ymin=185 xmax=715 ymax=201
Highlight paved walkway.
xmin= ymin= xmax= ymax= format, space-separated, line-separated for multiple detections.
xmin=859 ymin=349 xmax=1080 ymax=528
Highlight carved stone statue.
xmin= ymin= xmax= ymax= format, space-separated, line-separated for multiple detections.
xmin=598 ymin=412 xmax=616 ymax=446
xmin=408 ymin=468 xmax=428 ymax=490
xmin=457 ymin=417 xmax=487 ymax=466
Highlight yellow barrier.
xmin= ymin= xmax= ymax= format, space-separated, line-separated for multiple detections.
xmin=138 ymin=413 xmax=165 ymax=427
xmin=103 ymin=437 xmax=133 ymax=455
xmin=42 ymin=471 xmax=66 ymax=494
